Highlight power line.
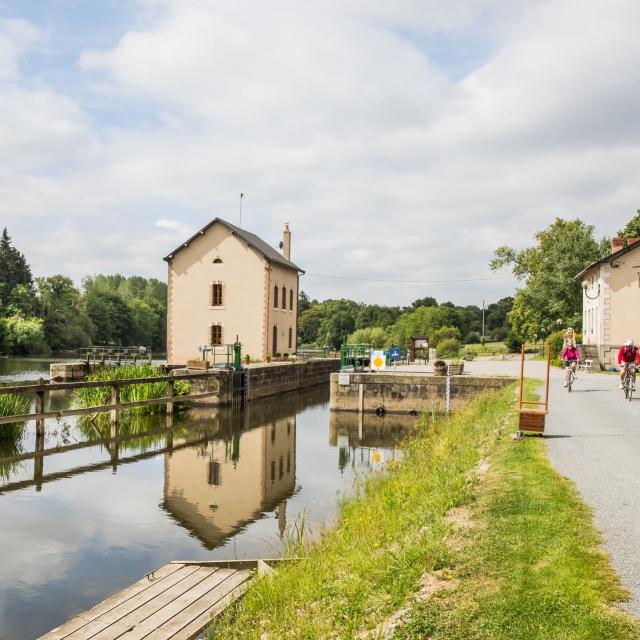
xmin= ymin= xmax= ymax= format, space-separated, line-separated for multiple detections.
xmin=304 ymin=272 xmax=517 ymax=284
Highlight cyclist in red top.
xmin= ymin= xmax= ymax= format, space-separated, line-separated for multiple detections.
xmin=618 ymin=339 xmax=640 ymax=389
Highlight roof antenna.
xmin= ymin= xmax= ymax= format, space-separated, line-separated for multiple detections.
xmin=239 ymin=193 xmax=244 ymax=228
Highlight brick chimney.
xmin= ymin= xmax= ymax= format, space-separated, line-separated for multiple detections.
xmin=282 ymin=223 xmax=291 ymax=260
xmin=612 ymin=237 xmax=640 ymax=253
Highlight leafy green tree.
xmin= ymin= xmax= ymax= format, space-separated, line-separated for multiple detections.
xmin=37 ymin=276 xmax=92 ymax=350
xmin=410 ymin=296 xmax=437 ymax=309
xmin=436 ymin=337 xmax=461 ymax=358
xmin=490 ymin=218 xmax=608 ymax=341
xmin=347 ymin=327 xmax=388 ymax=347
xmin=618 ymin=210 xmax=640 ymax=239
xmin=355 ymin=304 xmax=401 ymax=329
xmin=387 ymin=306 xmax=453 ymax=348
xmin=0 ymin=229 xmax=34 ymax=312
xmin=298 ymin=306 xmax=325 ymax=345
xmin=432 ymin=326 xmax=462 ymax=348
xmin=0 ymin=315 xmax=47 ymax=354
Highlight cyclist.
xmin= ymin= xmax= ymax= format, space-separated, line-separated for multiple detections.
xmin=561 ymin=339 xmax=581 ymax=387
xmin=618 ymin=339 xmax=640 ymax=389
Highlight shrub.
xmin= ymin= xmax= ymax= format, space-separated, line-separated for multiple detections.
xmin=432 ymin=326 xmax=461 ymax=348
xmin=347 ymin=327 xmax=388 ymax=348
xmin=505 ymin=332 xmax=523 ymax=353
xmin=545 ymin=330 xmax=566 ymax=360
xmin=0 ymin=315 xmax=47 ymax=355
xmin=436 ymin=337 xmax=461 ymax=358
xmin=465 ymin=332 xmax=482 ymax=344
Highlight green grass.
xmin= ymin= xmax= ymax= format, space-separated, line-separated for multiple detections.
xmin=393 ymin=382 xmax=640 ymax=640
xmin=208 ymin=386 xmax=515 ymax=639
xmin=0 ymin=390 xmax=30 ymax=440
xmin=462 ymin=341 xmax=508 ymax=356
xmin=74 ymin=364 xmax=190 ymax=415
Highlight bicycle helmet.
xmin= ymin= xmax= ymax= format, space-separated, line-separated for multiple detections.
xmin=624 ymin=339 xmax=634 ymax=347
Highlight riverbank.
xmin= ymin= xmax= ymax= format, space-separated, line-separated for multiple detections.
xmin=209 ymin=382 xmax=640 ymax=639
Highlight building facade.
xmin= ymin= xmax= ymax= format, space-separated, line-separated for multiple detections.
xmin=577 ymin=237 xmax=640 ymax=369
xmin=164 ymin=218 xmax=303 ymax=365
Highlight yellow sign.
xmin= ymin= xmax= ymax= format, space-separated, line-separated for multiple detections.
xmin=370 ymin=350 xmax=386 ymax=371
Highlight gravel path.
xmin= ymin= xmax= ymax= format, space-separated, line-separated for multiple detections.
xmin=466 ymin=357 xmax=640 ymax=616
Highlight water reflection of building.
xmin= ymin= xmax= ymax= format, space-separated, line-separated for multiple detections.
xmin=329 ymin=412 xmax=415 ymax=472
xmin=162 ymin=394 xmax=309 ymax=550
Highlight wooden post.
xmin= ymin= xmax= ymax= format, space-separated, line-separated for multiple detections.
xmin=518 ymin=344 xmax=526 ymax=411
xmin=111 ymin=382 xmax=120 ymax=425
xmin=358 ymin=383 xmax=364 ymax=414
xmin=35 ymin=378 xmax=45 ymax=436
xmin=167 ymin=378 xmax=175 ymax=416
xmin=34 ymin=430 xmax=45 ymax=491
xmin=544 ymin=345 xmax=551 ymax=411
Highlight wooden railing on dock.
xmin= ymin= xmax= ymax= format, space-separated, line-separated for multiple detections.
xmin=0 ymin=370 xmax=225 ymax=429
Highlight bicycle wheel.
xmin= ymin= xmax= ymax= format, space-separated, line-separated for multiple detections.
xmin=629 ymin=379 xmax=634 ymax=402
xmin=568 ymin=372 xmax=572 ymax=392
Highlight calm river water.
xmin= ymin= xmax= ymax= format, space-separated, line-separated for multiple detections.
xmin=0 ymin=358 xmax=412 ymax=640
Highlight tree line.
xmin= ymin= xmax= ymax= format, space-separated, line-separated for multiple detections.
xmin=298 ymin=292 xmax=513 ymax=356
xmin=489 ymin=211 xmax=640 ymax=348
xmin=0 ymin=229 xmax=167 ymax=355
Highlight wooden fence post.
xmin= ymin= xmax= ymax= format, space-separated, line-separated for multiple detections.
xmin=111 ymin=382 xmax=120 ymax=425
xmin=34 ymin=430 xmax=45 ymax=491
xmin=35 ymin=378 xmax=45 ymax=436
xmin=167 ymin=378 xmax=175 ymax=416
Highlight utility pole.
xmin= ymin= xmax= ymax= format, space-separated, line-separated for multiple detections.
xmin=239 ymin=193 xmax=244 ymax=228
xmin=482 ymin=299 xmax=485 ymax=343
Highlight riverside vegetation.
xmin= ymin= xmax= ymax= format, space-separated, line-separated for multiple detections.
xmin=0 ymin=390 xmax=30 ymax=439
xmin=74 ymin=364 xmax=190 ymax=413
xmin=208 ymin=383 xmax=640 ymax=639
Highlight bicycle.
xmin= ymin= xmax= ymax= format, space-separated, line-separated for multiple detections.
xmin=564 ymin=360 xmax=577 ymax=392
xmin=622 ymin=363 xmax=636 ymax=401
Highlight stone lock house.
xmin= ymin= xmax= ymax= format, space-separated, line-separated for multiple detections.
xmin=577 ymin=237 xmax=640 ymax=369
xmin=164 ymin=219 xmax=304 ymax=365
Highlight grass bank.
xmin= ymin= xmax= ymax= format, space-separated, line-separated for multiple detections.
xmin=74 ymin=364 xmax=190 ymax=414
xmin=210 ymin=382 xmax=640 ymax=639
xmin=393 ymin=388 xmax=640 ymax=639
xmin=209 ymin=386 xmax=515 ymax=638
xmin=462 ymin=341 xmax=508 ymax=356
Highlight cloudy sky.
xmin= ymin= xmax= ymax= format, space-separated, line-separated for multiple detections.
xmin=0 ymin=0 xmax=638 ymax=306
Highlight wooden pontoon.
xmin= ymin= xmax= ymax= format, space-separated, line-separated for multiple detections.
xmin=517 ymin=344 xmax=551 ymax=434
xmin=39 ymin=559 xmax=279 ymax=640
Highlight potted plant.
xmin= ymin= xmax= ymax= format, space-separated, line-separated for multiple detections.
xmin=265 ymin=354 xmax=271 ymax=363
xmin=433 ymin=360 xmax=447 ymax=376
xmin=448 ymin=359 xmax=464 ymax=375
xmin=186 ymin=357 xmax=210 ymax=370
xmin=244 ymin=354 xmax=251 ymax=365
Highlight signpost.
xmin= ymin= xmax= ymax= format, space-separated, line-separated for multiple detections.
xmin=338 ymin=371 xmax=351 ymax=386
xmin=370 ymin=350 xmax=386 ymax=372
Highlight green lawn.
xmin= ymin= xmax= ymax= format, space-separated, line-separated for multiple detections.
xmin=462 ymin=341 xmax=508 ymax=356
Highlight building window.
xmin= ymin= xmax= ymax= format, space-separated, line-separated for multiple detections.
xmin=274 ymin=284 xmax=279 ymax=308
xmin=288 ymin=327 xmax=292 ymax=349
xmin=290 ymin=289 xmax=293 ymax=311
xmin=210 ymin=324 xmax=223 ymax=346
xmin=208 ymin=461 xmax=221 ymax=485
xmin=210 ymin=283 xmax=223 ymax=306
xmin=282 ymin=286 xmax=287 ymax=309
xmin=273 ymin=324 xmax=278 ymax=354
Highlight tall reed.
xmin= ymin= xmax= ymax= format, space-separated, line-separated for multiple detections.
xmin=74 ymin=364 xmax=190 ymax=415
xmin=0 ymin=390 xmax=30 ymax=440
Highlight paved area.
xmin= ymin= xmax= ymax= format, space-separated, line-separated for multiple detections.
xmin=467 ymin=357 xmax=640 ymax=616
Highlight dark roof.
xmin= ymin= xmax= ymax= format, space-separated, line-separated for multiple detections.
xmin=575 ymin=241 xmax=640 ymax=280
xmin=163 ymin=217 xmax=304 ymax=273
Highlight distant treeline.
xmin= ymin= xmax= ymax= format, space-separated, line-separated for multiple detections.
xmin=0 ymin=228 xmax=166 ymax=355
xmin=297 ymin=293 xmax=513 ymax=352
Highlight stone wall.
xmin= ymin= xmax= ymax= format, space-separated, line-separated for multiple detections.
xmin=329 ymin=372 xmax=515 ymax=414
xmin=246 ymin=358 xmax=340 ymax=400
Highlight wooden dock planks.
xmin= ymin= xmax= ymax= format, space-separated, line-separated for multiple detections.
xmin=39 ymin=562 xmax=253 ymax=640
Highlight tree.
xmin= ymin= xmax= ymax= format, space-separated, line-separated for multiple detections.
xmin=618 ymin=210 xmax=640 ymax=239
xmin=0 ymin=229 xmax=34 ymax=311
xmin=410 ymin=296 xmax=437 ymax=309
xmin=37 ymin=276 xmax=92 ymax=351
xmin=490 ymin=218 xmax=608 ymax=341
xmin=0 ymin=315 xmax=47 ymax=354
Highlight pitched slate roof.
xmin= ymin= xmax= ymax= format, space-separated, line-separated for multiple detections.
xmin=575 ymin=240 xmax=640 ymax=280
xmin=163 ymin=217 xmax=304 ymax=273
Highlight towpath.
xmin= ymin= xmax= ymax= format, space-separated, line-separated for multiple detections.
xmin=466 ymin=357 xmax=640 ymax=617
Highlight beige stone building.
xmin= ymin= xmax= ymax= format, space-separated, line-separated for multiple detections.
xmin=164 ymin=218 xmax=304 ymax=365
xmin=577 ymin=237 xmax=640 ymax=369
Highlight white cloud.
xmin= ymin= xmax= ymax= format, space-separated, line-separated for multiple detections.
xmin=155 ymin=218 xmax=180 ymax=229
xmin=1 ymin=1 xmax=640 ymax=304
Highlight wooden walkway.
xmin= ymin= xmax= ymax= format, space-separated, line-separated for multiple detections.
xmin=38 ymin=560 xmax=261 ymax=640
